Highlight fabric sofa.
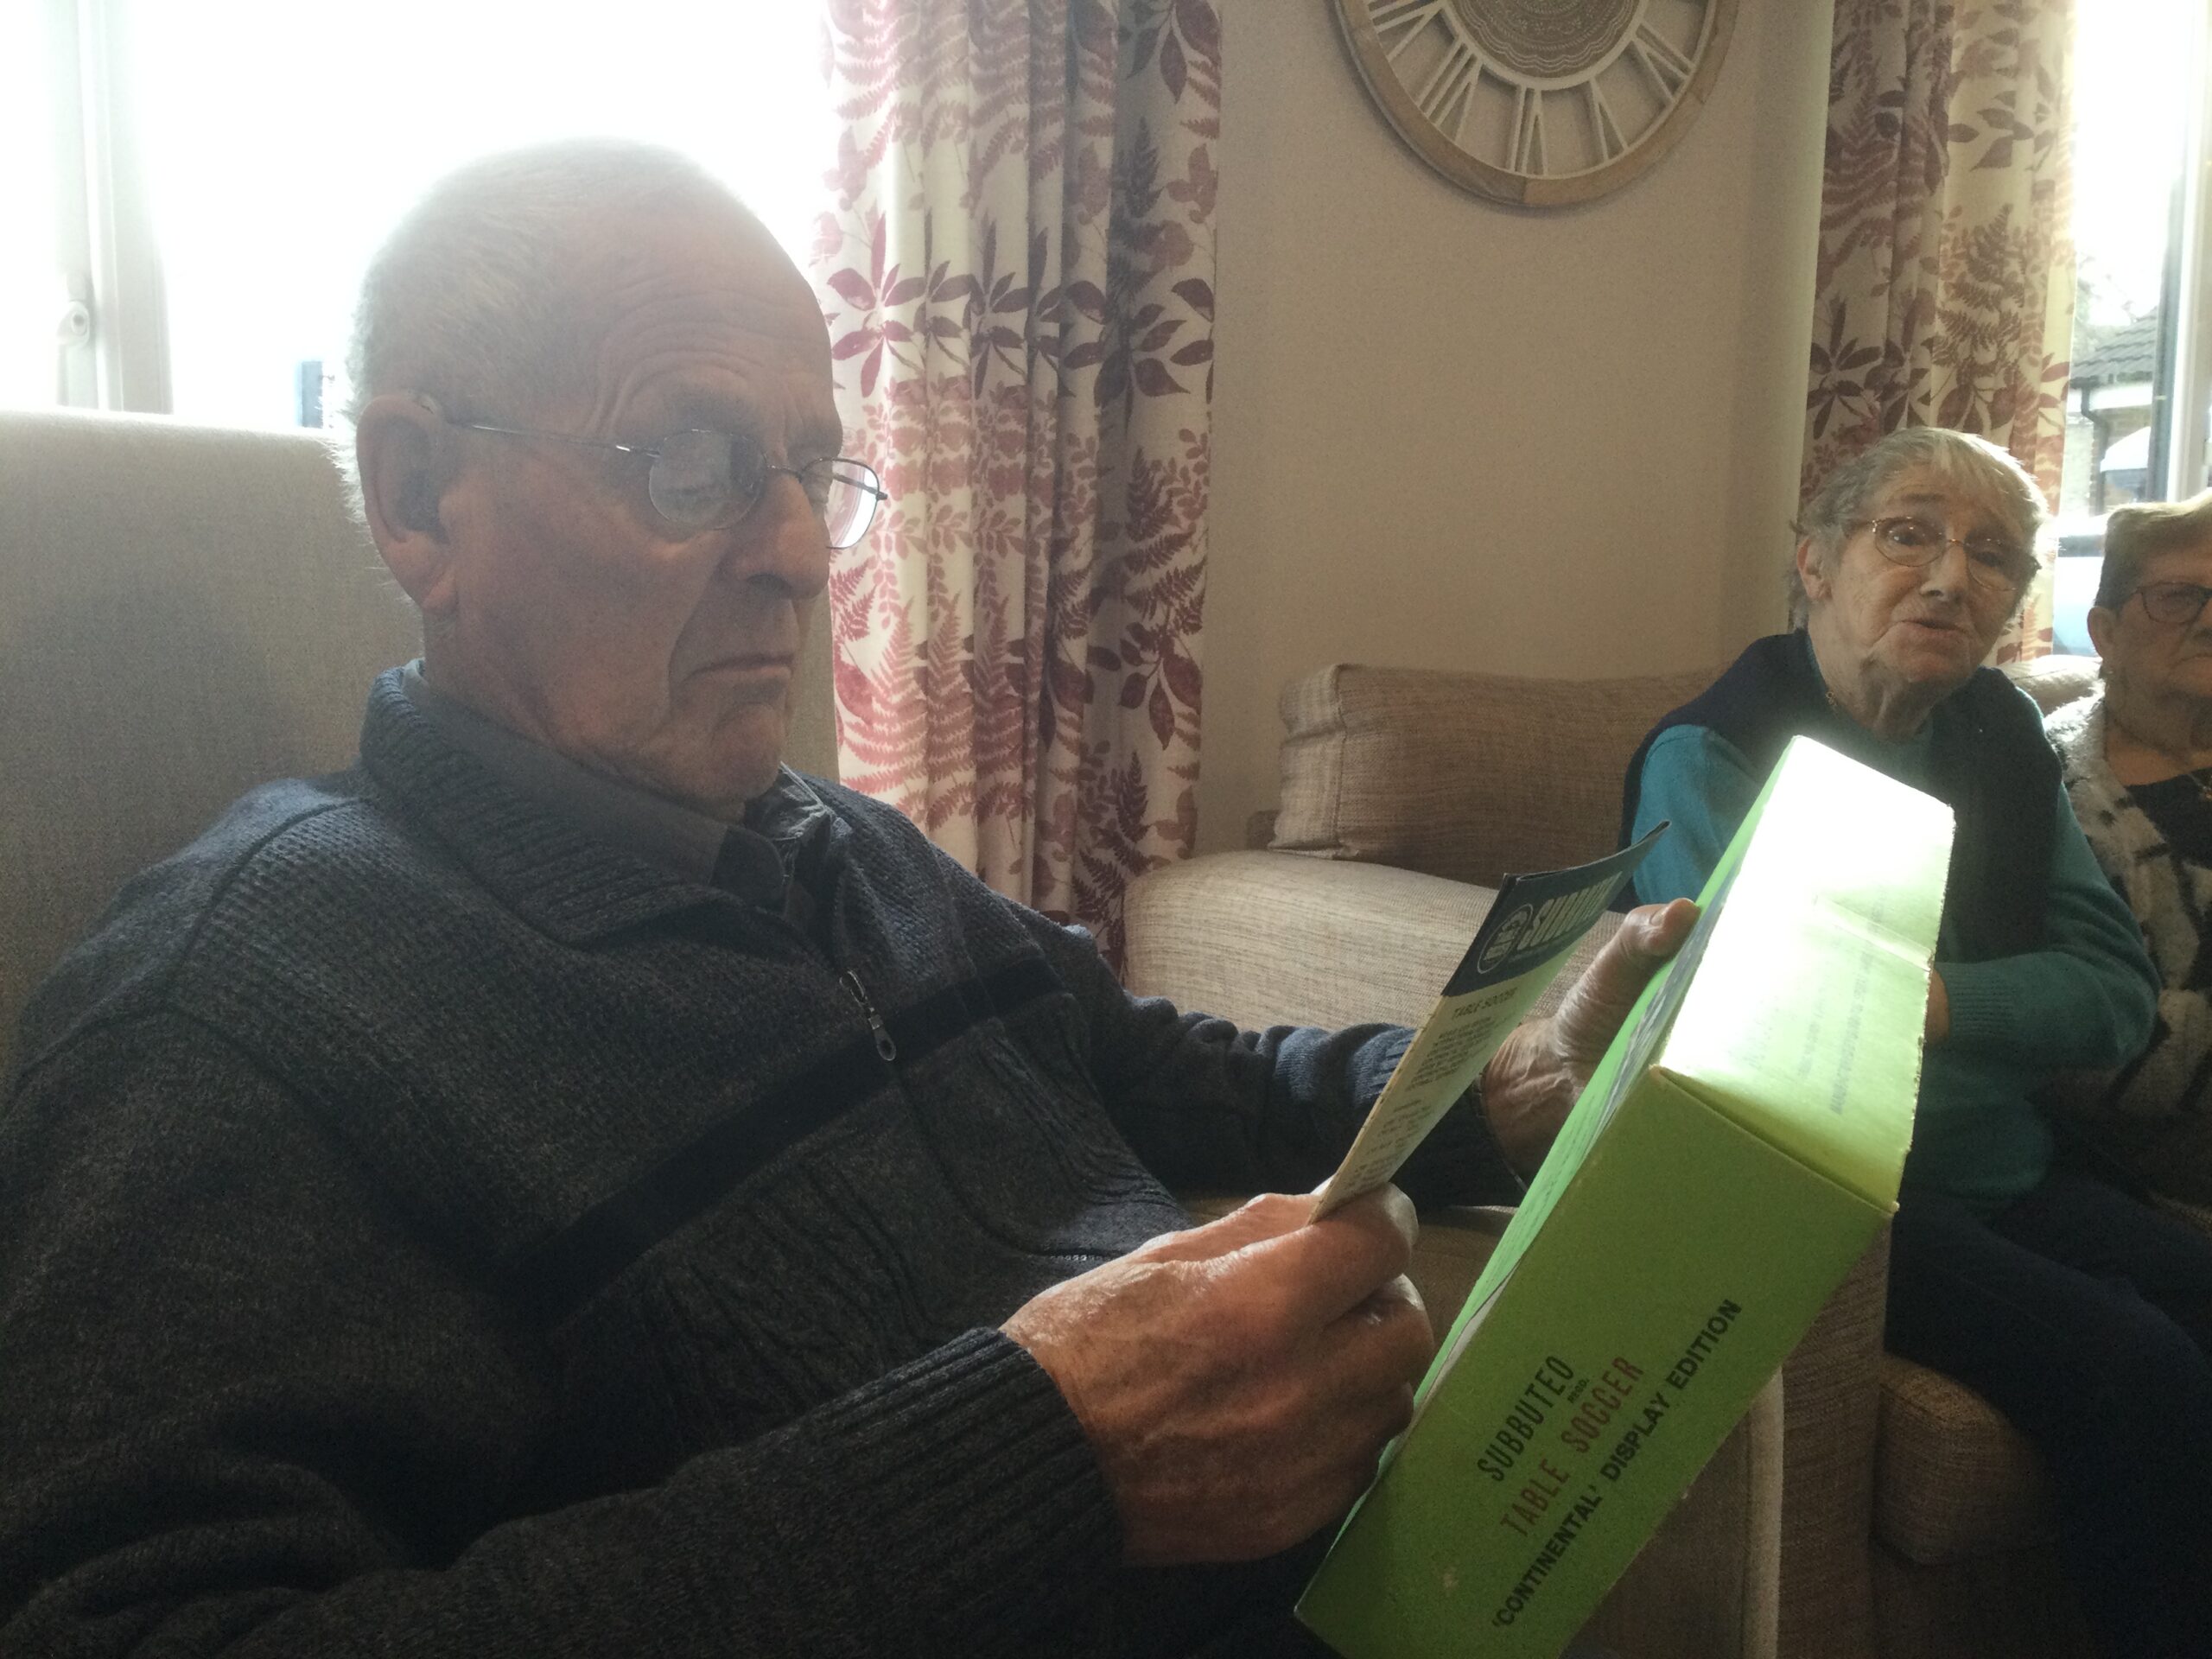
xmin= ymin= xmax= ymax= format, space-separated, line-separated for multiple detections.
xmin=1125 ymin=656 xmax=2107 ymax=1659
xmin=0 ymin=410 xmax=1783 ymax=1655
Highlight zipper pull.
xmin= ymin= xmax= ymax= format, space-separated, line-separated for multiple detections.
xmin=838 ymin=969 xmax=898 ymax=1063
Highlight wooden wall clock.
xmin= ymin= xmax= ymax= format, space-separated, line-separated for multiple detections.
xmin=1331 ymin=0 xmax=1739 ymax=207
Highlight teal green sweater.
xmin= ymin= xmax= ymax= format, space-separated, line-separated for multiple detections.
xmin=1632 ymin=718 xmax=2156 ymax=1210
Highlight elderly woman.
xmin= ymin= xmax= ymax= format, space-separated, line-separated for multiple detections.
xmin=2047 ymin=491 xmax=2212 ymax=1209
xmin=1623 ymin=429 xmax=2209 ymax=1656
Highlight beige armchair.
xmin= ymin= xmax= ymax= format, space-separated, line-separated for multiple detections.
xmin=1125 ymin=657 xmax=2107 ymax=1659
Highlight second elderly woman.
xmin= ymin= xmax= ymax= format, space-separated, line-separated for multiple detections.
xmin=1621 ymin=428 xmax=2209 ymax=1656
xmin=2047 ymin=490 xmax=2212 ymax=1208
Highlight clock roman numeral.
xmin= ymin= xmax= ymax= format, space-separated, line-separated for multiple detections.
xmin=1509 ymin=86 xmax=1545 ymax=175
xmin=1413 ymin=35 xmax=1481 ymax=138
xmin=1628 ymin=20 xmax=1696 ymax=100
xmin=1586 ymin=80 xmax=1626 ymax=162
xmin=1370 ymin=0 xmax=1446 ymax=60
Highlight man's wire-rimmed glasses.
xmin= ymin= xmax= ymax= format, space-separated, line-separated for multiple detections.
xmin=422 ymin=397 xmax=887 ymax=549
xmin=1849 ymin=515 xmax=2031 ymax=594
xmin=2131 ymin=580 xmax=2212 ymax=627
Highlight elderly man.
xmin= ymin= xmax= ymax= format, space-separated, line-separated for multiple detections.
xmin=0 ymin=143 xmax=1686 ymax=1656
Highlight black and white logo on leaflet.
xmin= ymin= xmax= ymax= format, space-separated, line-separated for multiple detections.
xmin=1478 ymin=906 xmax=1535 ymax=975
xmin=1478 ymin=879 xmax=1617 ymax=979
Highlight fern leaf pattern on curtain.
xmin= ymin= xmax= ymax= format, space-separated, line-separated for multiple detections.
xmin=1803 ymin=0 xmax=2075 ymax=660
xmin=813 ymin=0 xmax=1219 ymax=964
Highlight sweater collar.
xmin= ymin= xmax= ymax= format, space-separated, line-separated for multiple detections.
xmin=356 ymin=668 xmax=837 ymax=943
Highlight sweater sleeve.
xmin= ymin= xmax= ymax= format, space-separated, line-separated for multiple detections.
xmin=0 ymin=1015 xmax=1118 ymax=1659
xmin=1937 ymin=781 xmax=2159 ymax=1069
xmin=1630 ymin=725 xmax=1764 ymax=906
xmin=1015 ymin=912 xmax=1525 ymax=1210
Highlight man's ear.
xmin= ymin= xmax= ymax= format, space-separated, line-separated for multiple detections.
xmin=356 ymin=393 xmax=461 ymax=616
xmin=1794 ymin=537 xmax=1830 ymax=606
xmin=2086 ymin=603 xmax=2119 ymax=660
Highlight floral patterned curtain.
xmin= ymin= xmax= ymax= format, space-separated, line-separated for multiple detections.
xmin=812 ymin=0 xmax=1219 ymax=963
xmin=1802 ymin=0 xmax=2075 ymax=660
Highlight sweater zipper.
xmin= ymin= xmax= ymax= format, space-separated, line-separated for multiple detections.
xmin=838 ymin=969 xmax=899 ymax=1063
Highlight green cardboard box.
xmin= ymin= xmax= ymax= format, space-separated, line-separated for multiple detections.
xmin=1298 ymin=734 xmax=1949 ymax=1659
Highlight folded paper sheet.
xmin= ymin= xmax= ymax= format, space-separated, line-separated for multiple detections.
xmin=1310 ymin=826 xmax=1662 ymax=1223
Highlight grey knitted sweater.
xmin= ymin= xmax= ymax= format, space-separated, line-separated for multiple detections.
xmin=2047 ymin=689 xmax=2212 ymax=1203
xmin=0 ymin=670 xmax=1516 ymax=1657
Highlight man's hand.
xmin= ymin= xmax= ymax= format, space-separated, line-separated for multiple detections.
xmin=1478 ymin=899 xmax=1698 ymax=1176
xmin=1925 ymin=968 xmax=1950 ymax=1044
xmin=1001 ymin=1188 xmax=1432 ymax=1567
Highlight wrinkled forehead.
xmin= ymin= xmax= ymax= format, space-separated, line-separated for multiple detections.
xmin=1865 ymin=465 xmax=2021 ymax=535
xmin=2136 ymin=537 xmax=2212 ymax=588
xmin=557 ymin=210 xmax=840 ymax=449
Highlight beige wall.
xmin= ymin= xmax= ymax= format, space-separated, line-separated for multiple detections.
xmin=1198 ymin=1 xmax=1835 ymax=851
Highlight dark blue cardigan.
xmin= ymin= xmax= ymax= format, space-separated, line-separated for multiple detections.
xmin=0 ymin=669 xmax=1518 ymax=1656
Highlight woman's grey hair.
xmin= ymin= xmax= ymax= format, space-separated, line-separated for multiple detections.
xmin=345 ymin=139 xmax=750 ymax=427
xmin=1787 ymin=428 xmax=2048 ymax=626
xmin=2094 ymin=487 xmax=2212 ymax=610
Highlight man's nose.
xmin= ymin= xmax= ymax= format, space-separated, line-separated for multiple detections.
xmin=725 ymin=473 xmax=833 ymax=600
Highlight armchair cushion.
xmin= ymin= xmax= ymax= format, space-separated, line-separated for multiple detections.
xmin=2005 ymin=654 xmax=2101 ymax=717
xmin=1122 ymin=849 xmax=1618 ymax=1034
xmin=1874 ymin=1357 xmax=2056 ymax=1563
xmin=1268 ymin=662 xmax=1722 ymax=888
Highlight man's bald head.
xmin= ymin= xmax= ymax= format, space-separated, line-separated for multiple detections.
xmin=348 ymin=142 xmax=842 ymax=814
xmin=346 ymin=140 xmax=771 ymax=427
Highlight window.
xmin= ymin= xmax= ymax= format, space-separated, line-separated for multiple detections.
xmin=2055 ymin=0 xmax=2212 ymax=651
xmin=4 ymin=1 xmax=836 ymax=428
xmin=1 ymin=0 xmax=73 ymax=406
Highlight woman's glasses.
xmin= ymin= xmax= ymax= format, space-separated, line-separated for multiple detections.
xmin=1852 ymin=516 xmax=2030 ymax=594
xmin=2130 ymin=581 xmax=2212 ymax=627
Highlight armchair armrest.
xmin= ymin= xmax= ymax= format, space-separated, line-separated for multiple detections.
xmin=1122 ymin=850 xmax=1618 ymax=1032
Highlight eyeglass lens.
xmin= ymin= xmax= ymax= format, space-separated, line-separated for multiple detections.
xmin=645 ymin=430 xmax=880 ymax=548
xmin=816 ymin=465 xmax=880 ymax=549
xmin=2138 ymin=582 xmax=2212 ymax=626
xmin=1868 ymin=518 xmax=2024 ymax=591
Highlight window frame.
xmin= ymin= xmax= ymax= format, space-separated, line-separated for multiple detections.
xmin=2152 ymin=0 xmax=2212 ymax=499
xmin=43 ymin=0 xmax=168 ymax=412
